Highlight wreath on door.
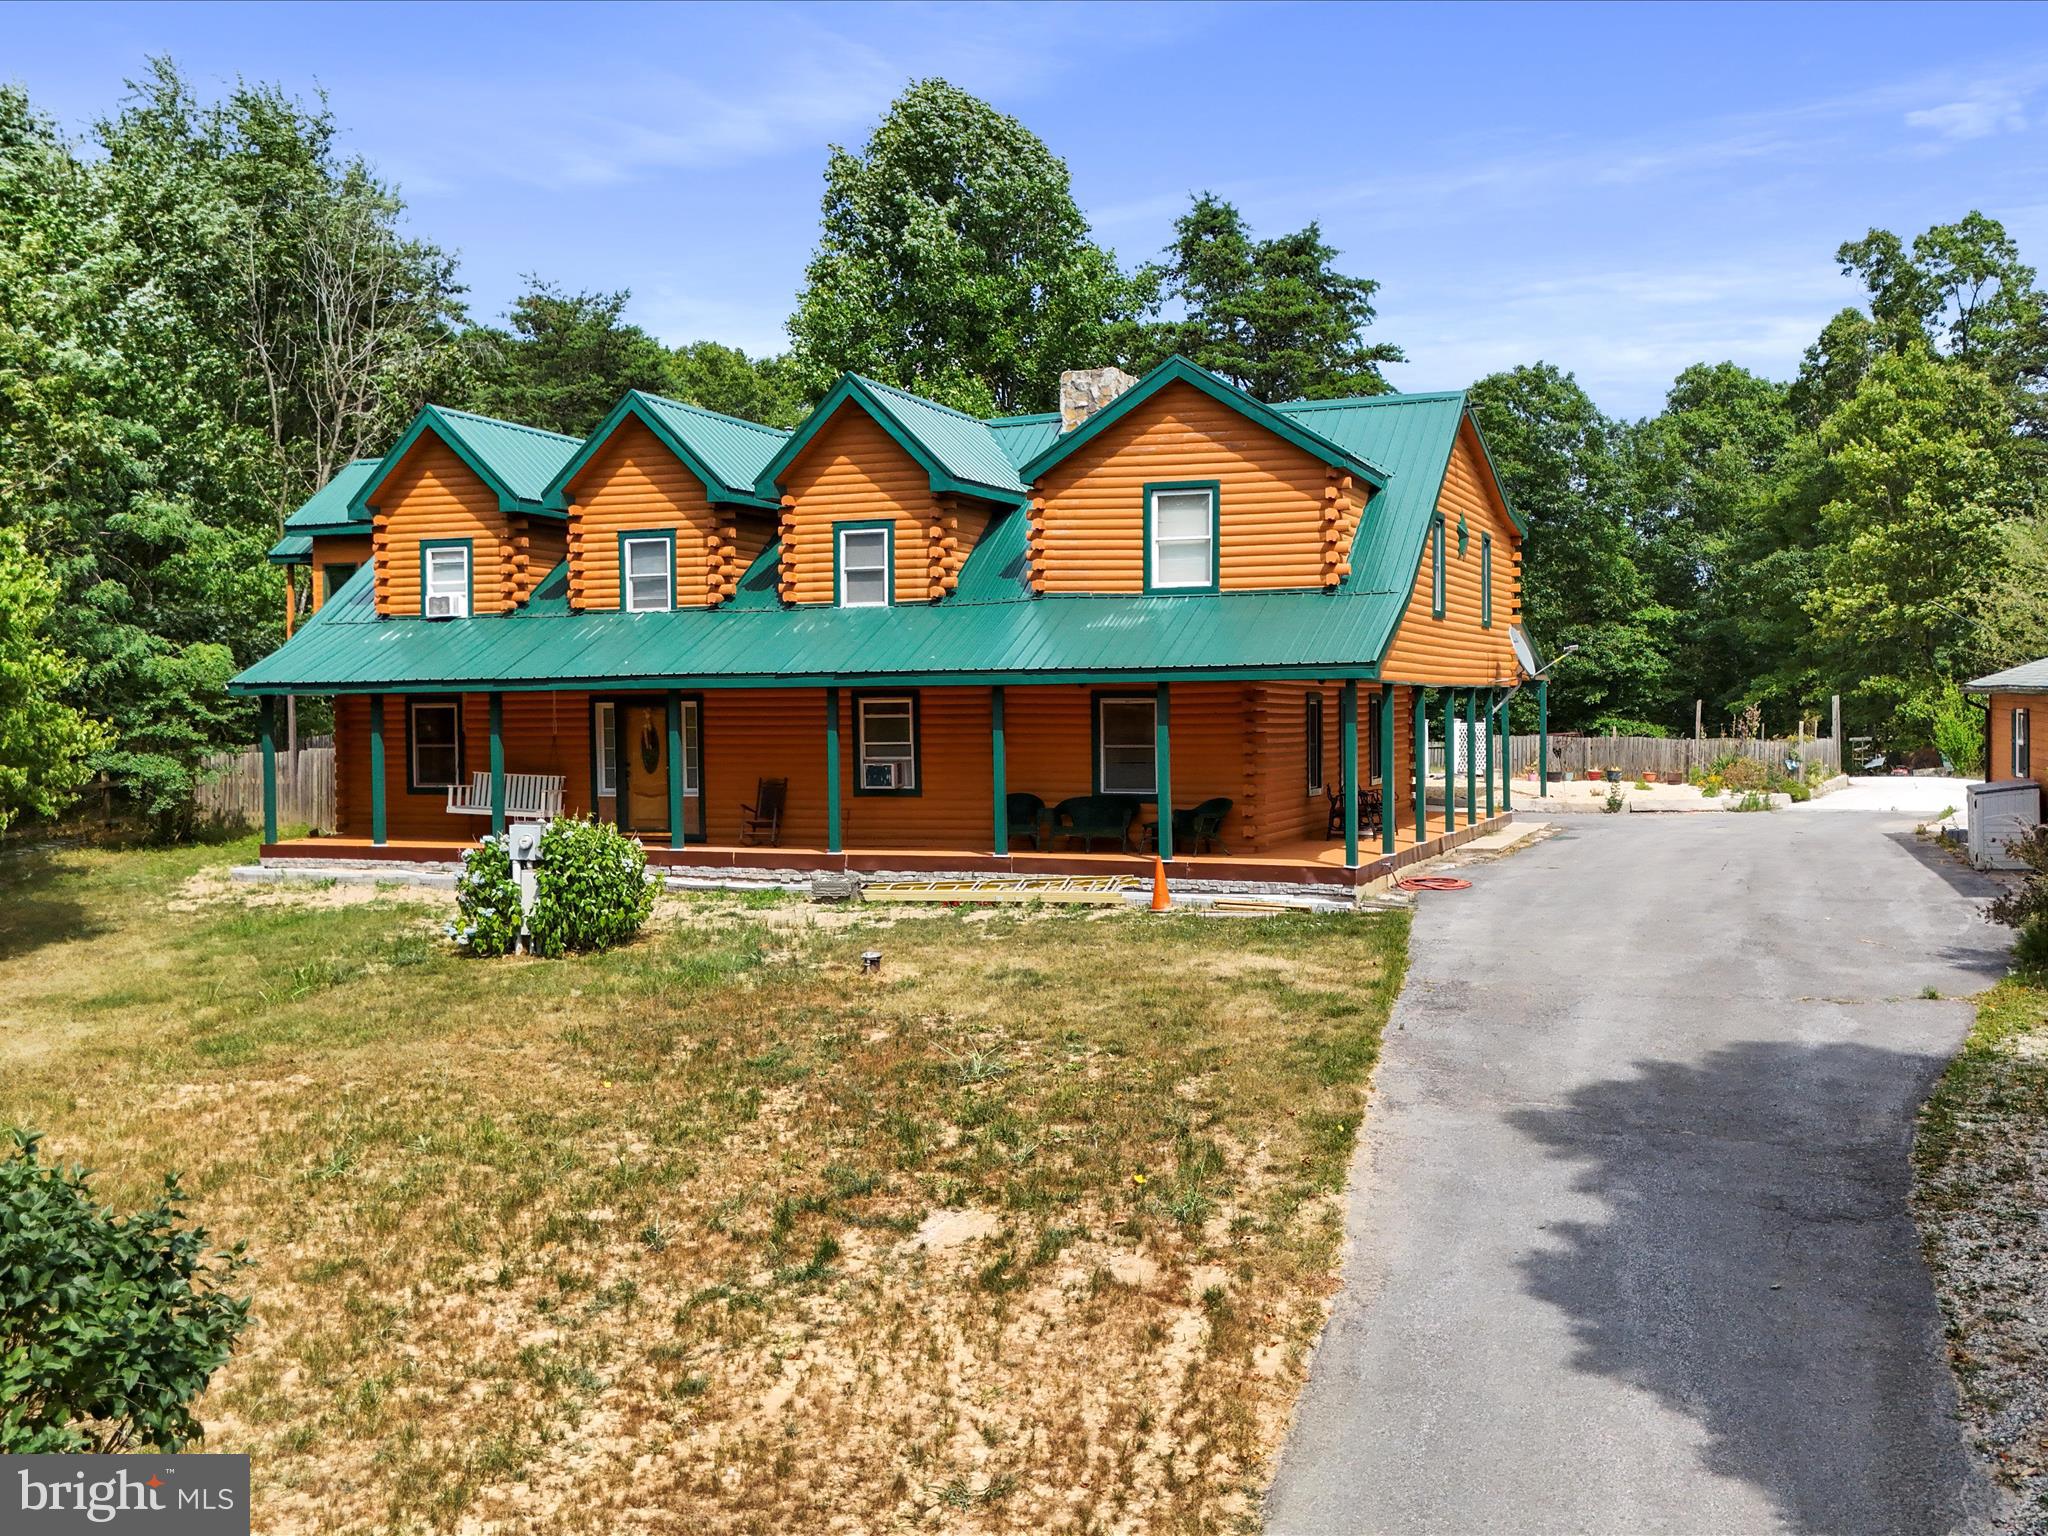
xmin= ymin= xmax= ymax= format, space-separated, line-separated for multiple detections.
xmin=639 ymin=718 xmax=661 ymax=773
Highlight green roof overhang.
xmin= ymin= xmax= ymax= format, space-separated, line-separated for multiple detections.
xmin=349 ymin=405 xmax=570 ymax=520
xmin=543 ymin=392 xmax=782 ymax=512
xmin=753 ymin=376 xmax=1028 ymax=508
xmin=1020 ymin=356 xmax=1391 ymax=489
xmin=268 ymin=533 xmax=313 ymax=565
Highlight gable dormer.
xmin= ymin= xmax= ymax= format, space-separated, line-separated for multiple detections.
xmin=545 ymin=393 xmax=785 ymax=611
xmin=1018 ymin=358 xmax=1385 ymax=596
xmin=753 ymin=376 xmax=1026 ymax=607
xmin=354 ymin=406 xmax=578 ymax=617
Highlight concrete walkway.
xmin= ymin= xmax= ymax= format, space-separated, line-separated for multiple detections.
xmin=1266 ymin=812 xmax=2011 ymax=1535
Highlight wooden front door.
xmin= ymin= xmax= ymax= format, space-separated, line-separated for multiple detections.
xmin=620 ymin=703 xmax=670 ymax=835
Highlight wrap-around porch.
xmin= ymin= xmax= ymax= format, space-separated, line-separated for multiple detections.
xmin=253 ymin=679 xmax=1541 ymax=889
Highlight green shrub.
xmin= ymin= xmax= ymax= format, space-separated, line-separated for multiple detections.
xmin=451 ymin=833 xmax=522 ymax=957
xmin=527 ymin=819 xmax=655 ymax=959
xmin=2013 ymin=918 xmax=2048 ymax=975
xmin=1732 ymin=791 xmax=1771 ymax=812
xmin=0 ymin=1130 xmax=251 ymax=1452
xmin=1602 ymin=781 xmax=1626 ymax=814
xmin=1989 ymin=827 xmax=2048 ymax=937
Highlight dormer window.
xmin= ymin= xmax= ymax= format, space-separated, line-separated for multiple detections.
xmin=1145 ymin=483 xmax=1218 ymax=593
xmin=837 ymin=523 xmax=892 ymax=608
xmin=623 ymin=532 xmax=675 ymax=612
xmin=423 ymin=541 xmax=471 ymax=618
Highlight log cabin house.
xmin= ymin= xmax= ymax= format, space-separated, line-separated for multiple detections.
xmin=240 ymin=357 xmax=1549 ymax=889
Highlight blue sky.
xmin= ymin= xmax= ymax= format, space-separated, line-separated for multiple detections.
xmin=5 ymin=0 xmax=2047 ymax=418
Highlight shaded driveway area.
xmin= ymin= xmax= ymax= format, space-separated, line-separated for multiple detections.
xmin=1267 ymin=812 xmax=2012 ymax=1535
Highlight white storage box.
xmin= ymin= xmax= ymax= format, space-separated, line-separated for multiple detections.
xmin=1968 ymin=780 xmax=2041 ymax=870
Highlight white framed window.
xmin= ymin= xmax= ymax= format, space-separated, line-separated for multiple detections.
xmin=408 ymin=699 xmax=461 ymax=790
xmin=594 ymin=702 xmax=618 ymax=796
xmin=856 ymin=695 xmax=917 ymax=792
xmin=2015 ymin=708 xmax=2031 ymax=778
xmin=837 ymin=525 xmax=891 ymax=608
xmin=623 ymin=534 xmax=673 ymax=612
xmin=1098 ymin=696 xmax=1156 ymax=796
xmin=680 ymin=700 xmax=701 ymax=795
xmin=423 ymin=543 xmax=471 ymax=618
xmin=1147 ymin=486 xmax=1216 ymax=591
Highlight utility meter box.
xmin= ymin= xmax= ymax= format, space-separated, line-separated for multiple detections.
xmin=507 ymin=822 xmax=546 ymax=943
xmin=1968 ymin=781 xmax=2041 ymax=870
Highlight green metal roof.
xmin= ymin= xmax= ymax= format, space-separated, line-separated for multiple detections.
xmin=268 ymin=533 xmax=313 ymax=565
xmin=754 ymin=375 xmax=1028 ymax=506
xmin=1020 ymin=356 xmax=1390 ymax=488
xmin=230 ymin=554 xmax=1398 ymax=694
xmin=1968 ymin=658 xmax=2048 ymax=693
xmin=986 ymin=412 xmax=1062 ymax=470
xmin=349 ymin=405 xmax=581 ymax=520
xmin=546 ymin=391 xmax=788 ymax=510
xmin=285 ymin=458 xmax=382 ymax=533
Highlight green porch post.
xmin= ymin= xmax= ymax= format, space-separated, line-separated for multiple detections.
xmin=1441 ymin=689 xmax=1456 ymax=830
xmin=1485 ymin=690 xmax=1498 ymax=818
xmin=1340 ymin=680 xmax=1359 ymax=869
xmin=258 ymin=695 xmax=278 ymax=845
xmin=990 ymin=686 xmax=1008 ymax=856
xmin=1378 ymin=682 xmax=1397 ymax=854
xmin=368 ymin=693 xmax=387 ymax=847
xmin=1154 ymin=681 xmax=1173 ymax=862
xmin=1499 ymin=691 xmax=1513 ymax=813
xmin=1464 ymin=689 xmax=1478 ymax=825
xmin=824 ymin=686 xmax=842 ymax=855
xmin=1411 ymin=687 xmax=1426 ymax=845
xmin=666 ymin=691 xmax=685 ymax=850
xmin=489 ymin=692 xmax=507 ymax=836
xmin=1538 ymin=679 xmax=1550 ymax=794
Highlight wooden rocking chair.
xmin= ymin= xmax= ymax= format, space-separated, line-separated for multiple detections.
xmin=739 ymin=777 xmax=787 ymax=846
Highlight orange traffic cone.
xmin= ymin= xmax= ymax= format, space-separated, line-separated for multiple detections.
xmin=1150 ymin=855 xmax=1172 ymax=912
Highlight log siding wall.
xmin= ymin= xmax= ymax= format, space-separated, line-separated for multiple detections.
xmin=565 ymin=418 xmax=768 ymax=609
xmin=1379 ymin=420 xmax=1523 ymax=684
xmin=308 ymin=535 xmax=373 ymax=614
xmin=1029 ymin=380 xmax=1355 ymax=594
xmin=368 ymin=434 xmax=563 ymax=616
xmin=1987 ymin=694 xmax=2048 ymax=793
xmin=774 ymin=406 xmax=996 ymax=606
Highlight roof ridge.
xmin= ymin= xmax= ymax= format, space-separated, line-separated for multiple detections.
xmin=986 ymin=411 xmax=1060 ymax=425
xmin=1278 ymin=389 xmax=1467 ymax=411
xmin=852 ymin=374 xmax=994 ymax=426
xmin=633 ymin=390 xmax=792 ymax=439
xmin=430 ymin=404 xmax=582 ymax=445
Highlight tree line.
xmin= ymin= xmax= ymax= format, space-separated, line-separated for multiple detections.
xmin=1 ymin=67 xmax=2038 ymax=832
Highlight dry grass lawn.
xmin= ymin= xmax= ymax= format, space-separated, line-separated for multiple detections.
xmin=0 ymin=837 xmax=1408 ymax=1535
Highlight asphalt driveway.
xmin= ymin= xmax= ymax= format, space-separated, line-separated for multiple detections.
xmin=1266 ymin=812 xmax=2012 ymax=1535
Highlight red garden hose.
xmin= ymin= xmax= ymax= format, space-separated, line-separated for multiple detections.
xmin=1397 ymin=875 xmax=1473 ymax=891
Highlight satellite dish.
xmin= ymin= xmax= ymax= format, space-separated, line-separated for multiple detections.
xmin=1509 ymin=626 xmax=1541 ymax=677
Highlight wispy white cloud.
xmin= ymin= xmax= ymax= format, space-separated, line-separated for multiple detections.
xmin=1905 ymin=88 xmax=2027 ymax=144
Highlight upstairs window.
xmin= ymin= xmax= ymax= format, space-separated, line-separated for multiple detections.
xmin=1147 ymin=484 xmax=1218 ymax=592
xmin=423 ymin=542 xmax=471 ymax=618
xmin=1430 ymin=516 xmax=1446 ymax=619
xmin=322 ymin=562 xmax=359 ymax=601
xmin=855 ymin=695 xmax=918 ymax=793
xmin=2016 ymin=708 xmax=2032 ymax=779
xmin=1481 ymin=532 xmax=1494 ymax=627
xmin=837 ymin=524 xmax=892 ymax=608
xmin=1306 ymin=693 xmax=1325 ymax=792
xmin=1097 ymin=695 xmax=1157 ymax=796
xmin=623 ymin=533 xmax=674 ymax=612
xmin=407 ymin=699 xmax=462 ymax=791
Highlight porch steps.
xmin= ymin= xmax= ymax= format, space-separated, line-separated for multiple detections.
xmin=861 ymin=874 xmax=1138 ymax=905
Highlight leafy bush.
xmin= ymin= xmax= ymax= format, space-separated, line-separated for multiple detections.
xmin=1988 ymin=827 xmax=2048 ymax=937
xmin=452 ymin=833 xmax=522 ymax=957
xmin=527 ymin=819 xmax=655 ymax=958
xmin=1732 ymin=791 xmax=1771 ymax=812
xmin=1 ymin=1129 xmax=251 ymax=1452
xmin=1586 ymin=716 xmax=1671 ymax=739
xmin=1602 ymin=781 xmax=1626 ymax=814
xmin=2013 ymin=918 xmax=2048 ymax=975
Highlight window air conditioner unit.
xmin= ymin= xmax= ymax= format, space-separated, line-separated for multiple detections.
xmin=863 ymin=762 xmax=904 ymax=790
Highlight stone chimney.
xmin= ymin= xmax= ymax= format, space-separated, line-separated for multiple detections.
xmin=1059 ymin=366 xmax=1138 ymax=433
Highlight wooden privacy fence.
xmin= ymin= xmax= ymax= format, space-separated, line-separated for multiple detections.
xmin=1510 ymin=733 xmax=1841 ymax=781
xmin=196 ymin=741 xmax=336 ymax=833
